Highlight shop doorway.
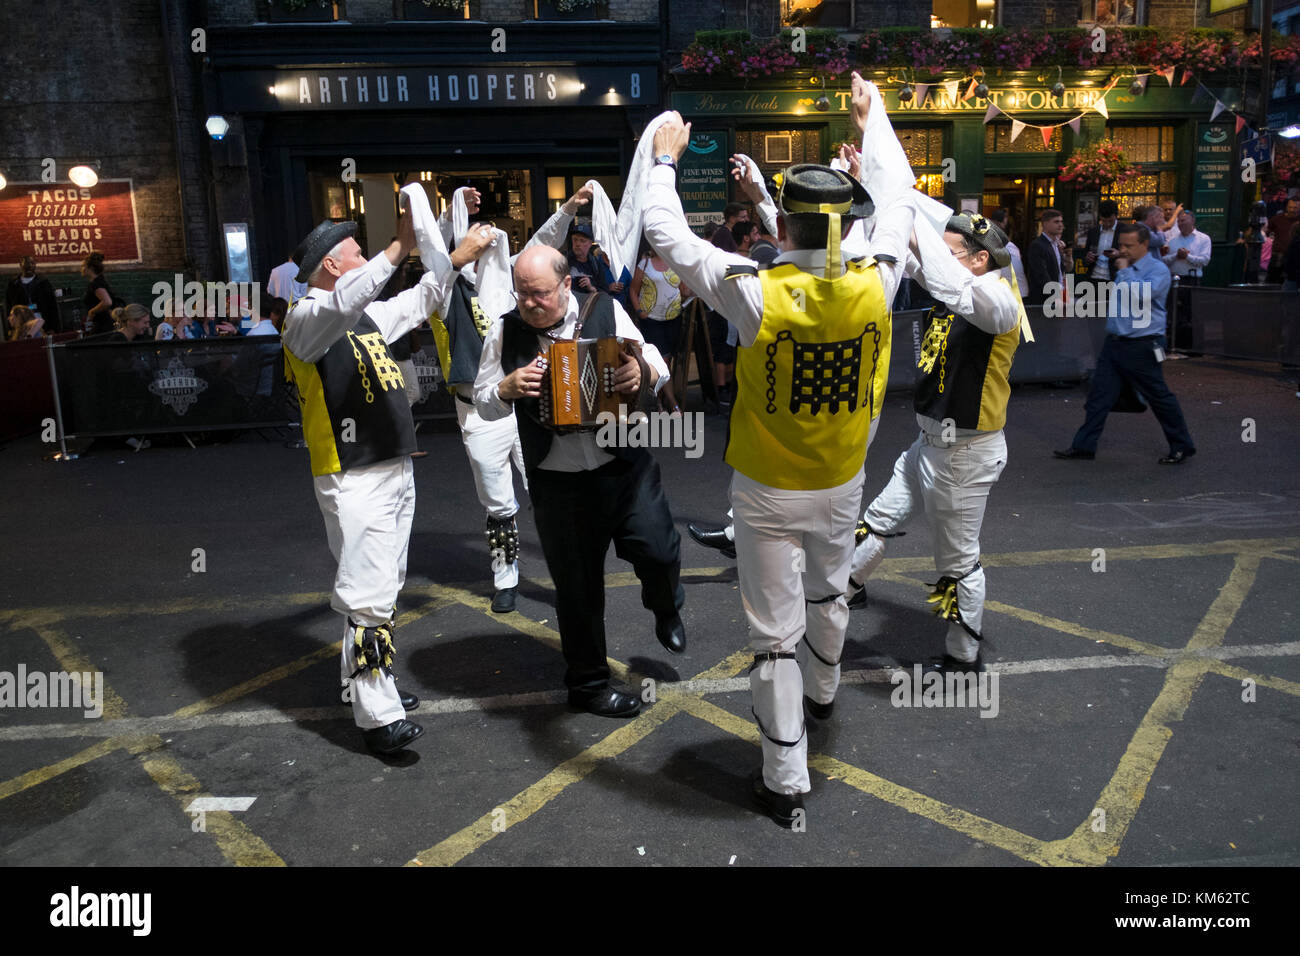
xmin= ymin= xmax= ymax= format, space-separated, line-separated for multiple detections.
xmin=982 ymin=173 xmax=1059 ymax=249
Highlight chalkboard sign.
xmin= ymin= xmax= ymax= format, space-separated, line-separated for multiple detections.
xmin=678 ymin=130 xmax=731 ymax=238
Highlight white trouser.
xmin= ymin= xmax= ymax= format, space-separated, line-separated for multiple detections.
xmin=731 ymin=468 xmax=862 ymax=795
xmin=313 ymin=457 xmax=414 ymax=730
xmin=454 ymin=391 xmax=525 ymax=590
xmin=849 ymin=429 xmax=1007 ymax=662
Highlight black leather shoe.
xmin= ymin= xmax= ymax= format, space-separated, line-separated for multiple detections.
xmin=804 ymin=695 xmax=834 ymax=720
xmin=921 ymin=653 xmax=985 ymax=675
xmin=845 ymin=579 xmax=868 ymax=610
xmin=688 ymin=523 xmax=736 ymax=560
xmin=654 ymin=612 xmax=686 ymax=654
xmin=1053 ymin=447 xmax=1095 ymax=460
xmin=568 ymin=687 xmax=641 ymax=718
xmin=750 ymin=769 xmax=805 ymax=829
xmin=362 ymin=718 xmax=424 ymax=755
xmin=398 ymin=690 xmax=418 ymax=711
xmin=490 ymin=586 xmax=517 ymax=613
xmin=1158 ymin=448 xmax=1196 ymax=465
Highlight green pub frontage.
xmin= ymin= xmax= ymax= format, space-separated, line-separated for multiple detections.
xmin=670 ymin=72 xmax=1248 ymax=287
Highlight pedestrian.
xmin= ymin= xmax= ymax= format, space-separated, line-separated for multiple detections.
xmin=1024 ymin=209 xmax=1070 ymax=305
xmin=1266 ymin=198 xmax=1300 ymax=284
xmin=81 ymin=252 xmax=119 ymax=335
xmin=6 ymin=257 xmax=60 ymax=333
xmin=1054 ymin=222 xmax=1196 ymax=464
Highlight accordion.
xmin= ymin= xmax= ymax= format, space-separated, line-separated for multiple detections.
xmin=537 ymin=337 xmax=645 ymax=429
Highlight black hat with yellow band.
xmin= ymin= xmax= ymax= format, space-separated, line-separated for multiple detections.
xmin=771 ymin=164 xmax=874 ymax=278
xmin=945 ymin=212 xmax=1012 ymax=269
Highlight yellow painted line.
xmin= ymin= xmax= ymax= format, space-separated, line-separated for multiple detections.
xmin=407 ymin=699 xmax=683 ymax=867
xmin=1049 ymin=554 xmax=1261 ymax=864
xmin=0 ymin=738 xmax=125 ymax=802
xmin=1203 ymin=660 xmax=1300 ymax=699
xmin=128 ymin=737 xmax=285 ymax=867
xmin=675 ymin=695 xmax=1084 ymax=866
xmin=32 ymin=626 xmax=131 ymax=720
xmin=171 ymin=644 xmax=340 ymax=719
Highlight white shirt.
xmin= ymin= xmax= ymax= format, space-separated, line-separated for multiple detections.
xmin=1162 ymin=228 xmax=1212 ymax=277
xmin=473 ymin=293 xmax=669 ymax=472
xmin=268 ymin=259 xmax=308 ymax=303
xmin=282 ymin=247 xmax=453 ymax=364
xmin=1090 ymin=226 xmax=1116 ymax=280
xmin=246 ymin=319 xmax=279 ymax=337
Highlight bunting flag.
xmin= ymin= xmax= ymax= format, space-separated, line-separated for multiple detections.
xmin=1210 ymin=99 xmax=1226 ymax=121
xmin=915 ymin=82 xmax=930 ymax=104
xmin=1010 ymin=119 xmax=1026 ymax=142
xmin=963 ymin=79 xmax=977 ymax=101
xmin=1160 ymin=67 xmax=1176 ymax=86
xmin=1041 ymin=125 xmax=1054 ymax=148
xmin=1093 ymin=93 xmax=1109 ymax=119
xmin=944 ymin=79 xmax=960 ymax=99
xmin=1191 ymin=83 xmax=1209 ymax=104
xmin=1236 ymin=114 xmax=1248 ymax=134
xmin=1181 ymin=69 xmax=1195 ymax=85
xmin=1068 ymin=116 xmax=1082 ymax=134
xmin=984 ymin=102 xmax=1001 ymax=124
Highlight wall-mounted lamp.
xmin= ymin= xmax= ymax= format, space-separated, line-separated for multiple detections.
xmin=206 ymin=115 xmax=230 ymax=141
xmin=68 ymin=165 xmax=99 ymax=188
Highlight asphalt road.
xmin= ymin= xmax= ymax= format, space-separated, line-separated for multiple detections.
xmin=1 ymin=356 xmax=1297 ymax=869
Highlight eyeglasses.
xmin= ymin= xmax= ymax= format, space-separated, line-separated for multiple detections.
xmin=951 ymin=250 xmax=971 ymax=259
xmin=510 ymin=279 xmax=566 ymax=305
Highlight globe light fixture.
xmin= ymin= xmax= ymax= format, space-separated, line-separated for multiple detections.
xmin=206 ymin=115 xmax=230 ymax=141
xmin=68 ymin=165 xmax=99 ymax=188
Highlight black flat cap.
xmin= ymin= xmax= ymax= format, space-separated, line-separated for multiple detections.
xmin=773 ymin=164 xmax=874 ymax=221
xmin=947 ymin=212 xmax=1012 ymax=268
xmin=293 ymin=220 xmax=358 ymax=283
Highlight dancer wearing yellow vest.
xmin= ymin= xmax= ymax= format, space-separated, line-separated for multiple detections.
xmin=846 ymin=213 xmax=1025 ymax=674
xmin=643 ymin=73 xmax=918 ymax=826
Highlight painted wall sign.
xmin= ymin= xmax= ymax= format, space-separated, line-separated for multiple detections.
xmin=0 ymin=179 xmax=141 ymax=266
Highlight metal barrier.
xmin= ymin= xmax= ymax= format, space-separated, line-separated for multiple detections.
xmin=1178 ymin=286 xmax=1300 ymax=363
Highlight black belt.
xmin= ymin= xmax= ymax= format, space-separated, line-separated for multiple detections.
xmin=455 ymin=392 xmax=474 ymax=406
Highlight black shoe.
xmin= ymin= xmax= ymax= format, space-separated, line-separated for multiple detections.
xmin=567 ymin=687 xmax=641 ymax=718
xmin=1158 ymin=448 xmax=1196 ymax=465
xmin=688 ymin=523 xmax=736 ymax=560
xmin=803 ymin=695 xmax=834 ymax=720
xmin=490 ymin=586 xmax=517 ymax=613
xmin=750 ymin=769 xmax=805 ymax=829
xmin=1052 ymin=447 xmax=1095 ymax=460
xmin=654 ymin=612 xmax=686 ymax=654
xmin=921 ymin=653 xmax=985 ymax=675
xmin=399 ymin=690 xmax=419 ymax=711
xmin=362 ymin=718 xmax=424 ymax=755
xmin=845 ymin=579 xmax=868 ymax=610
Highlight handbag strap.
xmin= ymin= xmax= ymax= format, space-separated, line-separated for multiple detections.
xmin=572 ymin=289 xmax=605 ymax=340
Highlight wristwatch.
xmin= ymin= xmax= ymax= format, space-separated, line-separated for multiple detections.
xmin=654 ymin=154 xmax=677 ymax=170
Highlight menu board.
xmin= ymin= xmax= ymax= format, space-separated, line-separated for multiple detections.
xmin=678 ymin=130 xmax=731 ymax=237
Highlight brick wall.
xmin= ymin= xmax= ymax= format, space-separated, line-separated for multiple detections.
xmin=853 ymin=0 xmax=930 ymax=29
xmin=0 ymin=0 xmax=188 ymax=284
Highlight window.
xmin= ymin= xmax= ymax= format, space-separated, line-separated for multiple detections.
xmin=896 ymin=127 xmax=948 ymax=197
xmin=985 ymin=123 xmax=1063 ymax=153
xmin=734 ymin=129 xmax=824 ymax=174
xmin=1077 ymin=0 xmax=1145 ymax=25
xmin=932 ymin=0 xmax=998 ymax=29
xmin=1101 ymin=125 xmax=1178 ymax=217
xmin=783 ymin=0 xmax=852 ymax=28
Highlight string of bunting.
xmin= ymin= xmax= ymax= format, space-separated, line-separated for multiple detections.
xmin=955 ymin=67 xmax=1260 ymax=143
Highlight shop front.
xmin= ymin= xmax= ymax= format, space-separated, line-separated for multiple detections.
xmin=669 ymin=72 xmax=1245 ymax=284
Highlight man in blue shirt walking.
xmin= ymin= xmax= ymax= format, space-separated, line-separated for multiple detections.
xmin=1054 ymin=222 xmax=1196 ymax=464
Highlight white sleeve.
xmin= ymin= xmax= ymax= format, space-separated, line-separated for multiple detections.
xmin=522 ymin=209 xmax=575 ymax=256
xmin=363 ymin=251 xmax=456 ymax=343
xmin=642 ymin=164 xmax=766 ymax=347
xmin=281 ymin=253 xmax=395 ymax=364
xmin=1189 ymin=234 xmax=1212 ymax=269
xmin=966 ymin=272 xmax=1022 ymax=335
xmin=612 ymin=298 xmax=668 ymax=392
xmin=473 ymin=318 xmax=514 ymax=422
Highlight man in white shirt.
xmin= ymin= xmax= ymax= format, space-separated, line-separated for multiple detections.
xmin=267 ymin=251 xmax=308 ymax=304
xmin=1162 ymin=210 xmax=1212 ymax=282
xmin=473 ymin=246 xmax=683 ymax=720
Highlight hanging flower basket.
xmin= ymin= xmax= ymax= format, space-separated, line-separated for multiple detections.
xmin=1267 ymin=142 xmax=1300 ymax=188
xmin=1058 ymin=140 xmax=1141 ymax=190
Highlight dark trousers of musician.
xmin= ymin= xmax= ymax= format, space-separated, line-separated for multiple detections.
xmin=1072 ymin=334 xmax=1196 ymax=455
xmin=531 ymin=452 xmax=684 ymax=691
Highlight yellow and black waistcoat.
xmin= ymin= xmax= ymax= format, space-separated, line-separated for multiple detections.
xmin=913 ymin=294 xmax=1019 ymax=431
xmin=283 ymin=313 xmax=417 ymax=476
xmin=726 ymin=257 xmax=891 ymax=491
